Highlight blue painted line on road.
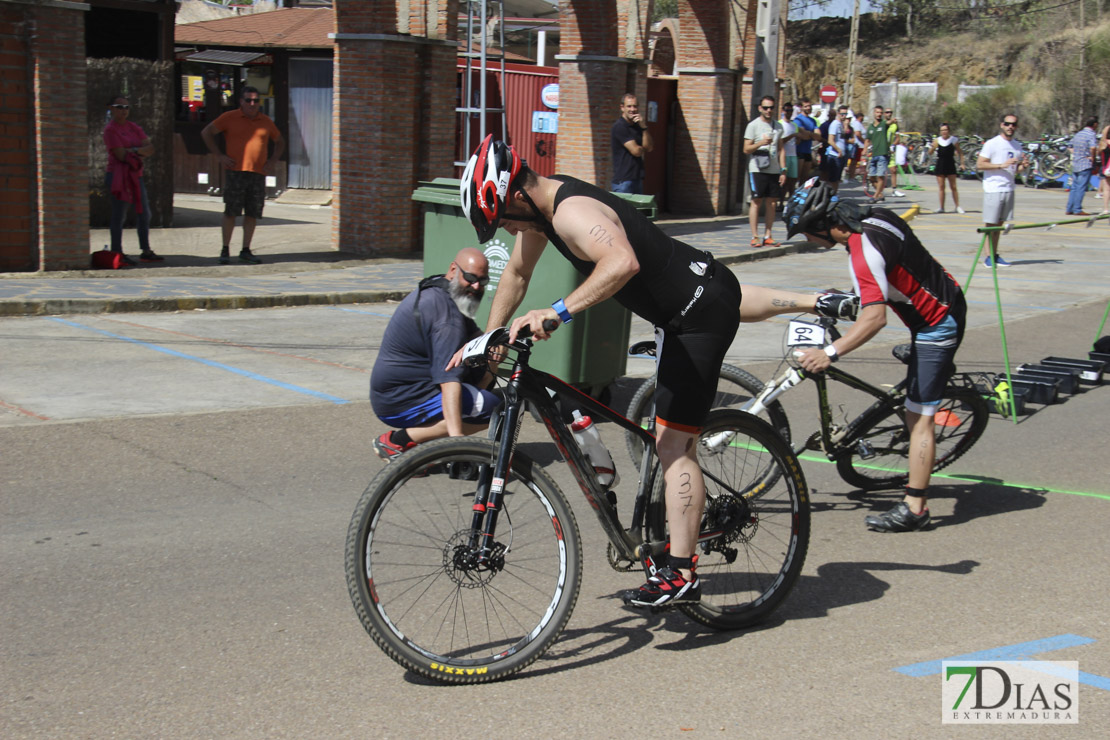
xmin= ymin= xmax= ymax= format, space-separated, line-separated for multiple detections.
xmin=47 ymin=317 xmax=349 ymax=405
xmin=894 ymin=634 xmax=1110 ymax=691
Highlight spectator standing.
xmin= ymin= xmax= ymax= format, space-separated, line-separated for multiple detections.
xmin=884 ymin=108 xmax=906 ymax=196
xmin=610 ymin=93 xmax=653 ymax=194
xmin=370 ymin=248 xmax=498 ymax=460
xmin=744 ymin=95 xmax=786 ymax=247
xmin=201 ymin=86 xmax=285 ymax=265
xmin=976 ymin=114 xmax=1029 ymax=268
xmin=928 ymin=123 xmax=966 ymax=214
xmin=794 ymin=98 xmax=818 ymax=183
xmin=102 ymin=95 xmax=162 ymax=265
xmin=864 ymin=105 xmax=891 ymax=202
xmin=821 ymin=106 xmax=848 ymax=193
xmin=780 ymin=101 xmax=799 ymax=204
xmin=1065 ymin=117 xmax=1099 ymax=215
xmin=1099 ymin=122 xmax=1110 ymax=215
xmin=846 ymin=110 xmax=866 ymax=181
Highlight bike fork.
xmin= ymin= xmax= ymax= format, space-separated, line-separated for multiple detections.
xmin=469 ymin=387 xmax=524 ymax=565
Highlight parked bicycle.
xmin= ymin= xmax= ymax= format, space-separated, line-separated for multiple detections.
xmin=345 ymin=324 xmax=810 ymax=683
xmin=743 ymin=316 xmax=990 ymax=490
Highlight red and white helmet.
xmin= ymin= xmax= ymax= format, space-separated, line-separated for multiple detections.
xmin=460 ymin=134 xmax=522 ymax=244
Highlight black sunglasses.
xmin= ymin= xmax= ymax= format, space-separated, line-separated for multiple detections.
xmin=759 ymin=105 xmax=774 ymax=110
xmin=1001 ymin=121 xmax=1018 ymax=127
xmin=110 ymin=104 xmax=130 ymax=110
xmin=243 ymin=98 xmax=261 ymax=104
xmin=454 ymin=264 xmax=489 ymax=286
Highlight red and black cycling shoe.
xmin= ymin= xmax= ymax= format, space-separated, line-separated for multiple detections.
xmin=373 ymin=431 xmax=417 ymax=461
xmin=622 ymin=566 xmax=701 ymax=608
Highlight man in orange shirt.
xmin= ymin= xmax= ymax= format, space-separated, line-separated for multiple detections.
xmin=202 ymin=86 xmax=285 ymax=264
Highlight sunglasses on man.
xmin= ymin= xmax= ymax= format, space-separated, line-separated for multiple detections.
xmin=110 ymin=104 xmax=130 ymax=109
xmin=454 ymin=264 xmax=489 ymax=286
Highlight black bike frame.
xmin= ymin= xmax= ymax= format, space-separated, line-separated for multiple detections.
xmin=468 ymin=341 xmax=658 ymax=568
xmin=807 ymin=365 xmax=909 ymax=460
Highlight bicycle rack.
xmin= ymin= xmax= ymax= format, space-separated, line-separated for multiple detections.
xmin=982 ymin=352 xmax=1107 ymax=418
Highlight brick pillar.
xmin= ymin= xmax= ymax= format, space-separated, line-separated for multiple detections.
xmin=0 ymin=2 xmax=35 ymax=271
xmin=331 ymin=0 xmax=457 ymax=257
xmin=0 ymin=1 xmax=88 ymax=272
xmin=669 ymin=0 xmax=746 ymax=215
xmin=555 ymin=0 xmax=650 ymax=187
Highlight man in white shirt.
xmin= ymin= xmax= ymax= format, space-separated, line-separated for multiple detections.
xmin=779 ymin=101 xmax=799 ymax=204
xmin=743 ymin=95 xmax=786 ymax=247
xmin=976 ymin=114 xmax=1029 ymax=268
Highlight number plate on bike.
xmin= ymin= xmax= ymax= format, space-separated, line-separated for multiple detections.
xmin=460 ymin=328 xmax=504 ymax=366
xmin=786 ymin=320 xmax=828 ymax=347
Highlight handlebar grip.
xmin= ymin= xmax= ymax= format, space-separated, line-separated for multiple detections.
xmin=518 ymin=319 xmax=561 ymax=339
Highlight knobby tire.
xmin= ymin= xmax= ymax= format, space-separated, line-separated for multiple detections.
xmin=645 ymin=410 xmax=810 ymax=630
xmin=345 ymin=437 xmax=582 ymax=684
xmin=835 ymin=386 xmax=989 ymax=491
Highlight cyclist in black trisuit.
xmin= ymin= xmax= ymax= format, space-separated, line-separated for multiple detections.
xmin=451 ymin=136 xmax=857 ymax=607
xmin=784 ymin=177 xmax=968 ymax=533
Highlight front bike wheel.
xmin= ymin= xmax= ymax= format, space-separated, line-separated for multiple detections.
xmin=625 ymin=364 xmax=791 ymax=465
xmin=645 ymin=410 xmax=810 ymax=630
xmin=345 ymin=438 xmax=582 ymax=684
xmin=835 ymin=387 xmax=989 ymax=491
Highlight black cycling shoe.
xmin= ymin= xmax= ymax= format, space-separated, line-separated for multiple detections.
xmin=815 ymin=291 xmax=860 ymax=322
xmin=865 ymin=502 xmax=931 ymax=533
xmin=621 ymin=566 xmax=700 ymax=608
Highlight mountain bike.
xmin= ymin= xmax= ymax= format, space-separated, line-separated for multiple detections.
xmin=345 ymin=324 xmax=810 ymax=684
xmin=622 ymin=339 xmax=792 ymax=465
xmin=743 ymin=316 xmax=990 ymax=490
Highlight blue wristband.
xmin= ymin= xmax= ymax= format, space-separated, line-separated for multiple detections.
xmin=552 ymin=299 xmax=572 ymax=323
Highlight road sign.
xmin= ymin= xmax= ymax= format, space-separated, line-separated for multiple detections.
xmin=819 ymin=85 xmax=838 ymax=103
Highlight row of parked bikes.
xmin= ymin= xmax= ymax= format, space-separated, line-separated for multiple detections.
xmin=902 ymin=131 xmax=1071 ymax=186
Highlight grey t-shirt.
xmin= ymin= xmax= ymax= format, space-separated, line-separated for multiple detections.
xmin=744 ymin=118 xmax=783 ymax=174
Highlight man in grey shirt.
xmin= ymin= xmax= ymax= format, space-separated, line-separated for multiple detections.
xmin=743 ymin=95 xmax=786 ymax=248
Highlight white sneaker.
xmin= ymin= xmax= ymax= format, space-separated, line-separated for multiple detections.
xmin=956 ymin=206 xmax=966 ymax=214
xmin=893 ymin=190 xmax=906 ymax=197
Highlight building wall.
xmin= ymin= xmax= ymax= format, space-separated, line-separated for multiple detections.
xmin=0 ymin=1 xmax=35 ymax=271
xmin=331 ymin=0 xmax=458 ymax=256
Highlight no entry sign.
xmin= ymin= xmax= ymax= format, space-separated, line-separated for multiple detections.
xmin=819 ymin=85 xmax=838 ymax=103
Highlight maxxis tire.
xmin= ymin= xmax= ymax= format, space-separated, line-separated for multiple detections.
xmin=645 ymin=410 xmax=810 ymax=631
xmin=345 ymin=437 xmax=582 ymax=684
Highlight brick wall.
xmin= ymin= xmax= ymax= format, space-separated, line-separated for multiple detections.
xmin=331 ymin=0 xmax=457 ymax=256
xmin=669 ymin=0 xmax=744 ymax=215
xmin=0 ymin=3 xmax=34 ymax=271
xmin=556 ymin=1 xmax=648 ymax=188
xmin=30 ymin=4 xmax=88 ymax=270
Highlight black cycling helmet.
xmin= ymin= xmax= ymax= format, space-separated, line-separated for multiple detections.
xmin=460 ymin=134 xmax=523 ymax=244
xmin=783 ymin=176 xmax=867 ymax=239
xmin=784 ymin=177 xmax=836 ymax=238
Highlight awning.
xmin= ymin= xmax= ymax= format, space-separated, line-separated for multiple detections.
xmin=180 ymin=49 xmax=272 ymax=66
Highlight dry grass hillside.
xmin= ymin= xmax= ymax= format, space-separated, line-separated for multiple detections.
xmin=785 ymin=13 xmax=1110 ymax=134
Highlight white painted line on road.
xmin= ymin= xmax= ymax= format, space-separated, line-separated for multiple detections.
xmin=46 ymin=317 xmax=349 ymax=405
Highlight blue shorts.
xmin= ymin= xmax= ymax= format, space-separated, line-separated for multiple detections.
xmin=377 ymin=383 xmax=500 ymax=427
xmin=905 ymin=311 xmax=964 ymax=414
xmin=868 ymin=155 xmax=889 ymax=177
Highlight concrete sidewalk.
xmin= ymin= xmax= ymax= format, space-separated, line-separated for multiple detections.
xmin=0 ymin=179 xmax=1104 ymax=317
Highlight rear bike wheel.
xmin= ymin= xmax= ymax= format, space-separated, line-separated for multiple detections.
xmin=645 ymin=410 xmax=810 ymax=630
xmin=624 ymin=364 xmax=791 ymax=465
xmin=835 ymin=387 xmax=989 ymax=491
xmin=345 ymin=437 xmax=582 ymax=684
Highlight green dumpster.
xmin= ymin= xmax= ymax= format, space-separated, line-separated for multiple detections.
xmin=412 ymin=177 xmax=655 ymax=395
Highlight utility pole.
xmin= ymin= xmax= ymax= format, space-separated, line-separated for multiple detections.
xmin=845 ymin=0 xmax=860 ymax=110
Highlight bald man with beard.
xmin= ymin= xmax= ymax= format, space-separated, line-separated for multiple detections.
xmin=370 ymin=248 xmax=498 ymax=460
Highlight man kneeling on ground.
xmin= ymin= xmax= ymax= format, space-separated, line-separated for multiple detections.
xmin=370 ymin=248 xmax=498 ymax=459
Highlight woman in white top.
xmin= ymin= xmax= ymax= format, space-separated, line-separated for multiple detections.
xmin=927 ymin=123 xmax=966 ymax=213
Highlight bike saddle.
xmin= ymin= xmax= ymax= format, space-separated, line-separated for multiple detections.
xmin=628 ymin=340 xmax=656 ymax=357
xmin=892 ymin=344 xmax=911 ymax=364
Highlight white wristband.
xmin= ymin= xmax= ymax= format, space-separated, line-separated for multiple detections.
xmin=824 ymin=344 xmax=839 ymax=362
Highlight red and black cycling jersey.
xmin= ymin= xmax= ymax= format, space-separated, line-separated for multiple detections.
xmin=846 ymin=208 xmax=962 ymax=332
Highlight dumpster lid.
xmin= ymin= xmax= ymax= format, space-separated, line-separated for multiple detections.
xmin=411 ymin=178 xmax=462 ymax=205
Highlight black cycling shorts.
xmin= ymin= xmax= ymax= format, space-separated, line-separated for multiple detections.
xmin=653 ymin=266 xmax=743 ymax=431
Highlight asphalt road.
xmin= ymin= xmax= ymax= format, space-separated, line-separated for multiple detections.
xmin=2 ymin=261 xmax=1108 ymax=736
